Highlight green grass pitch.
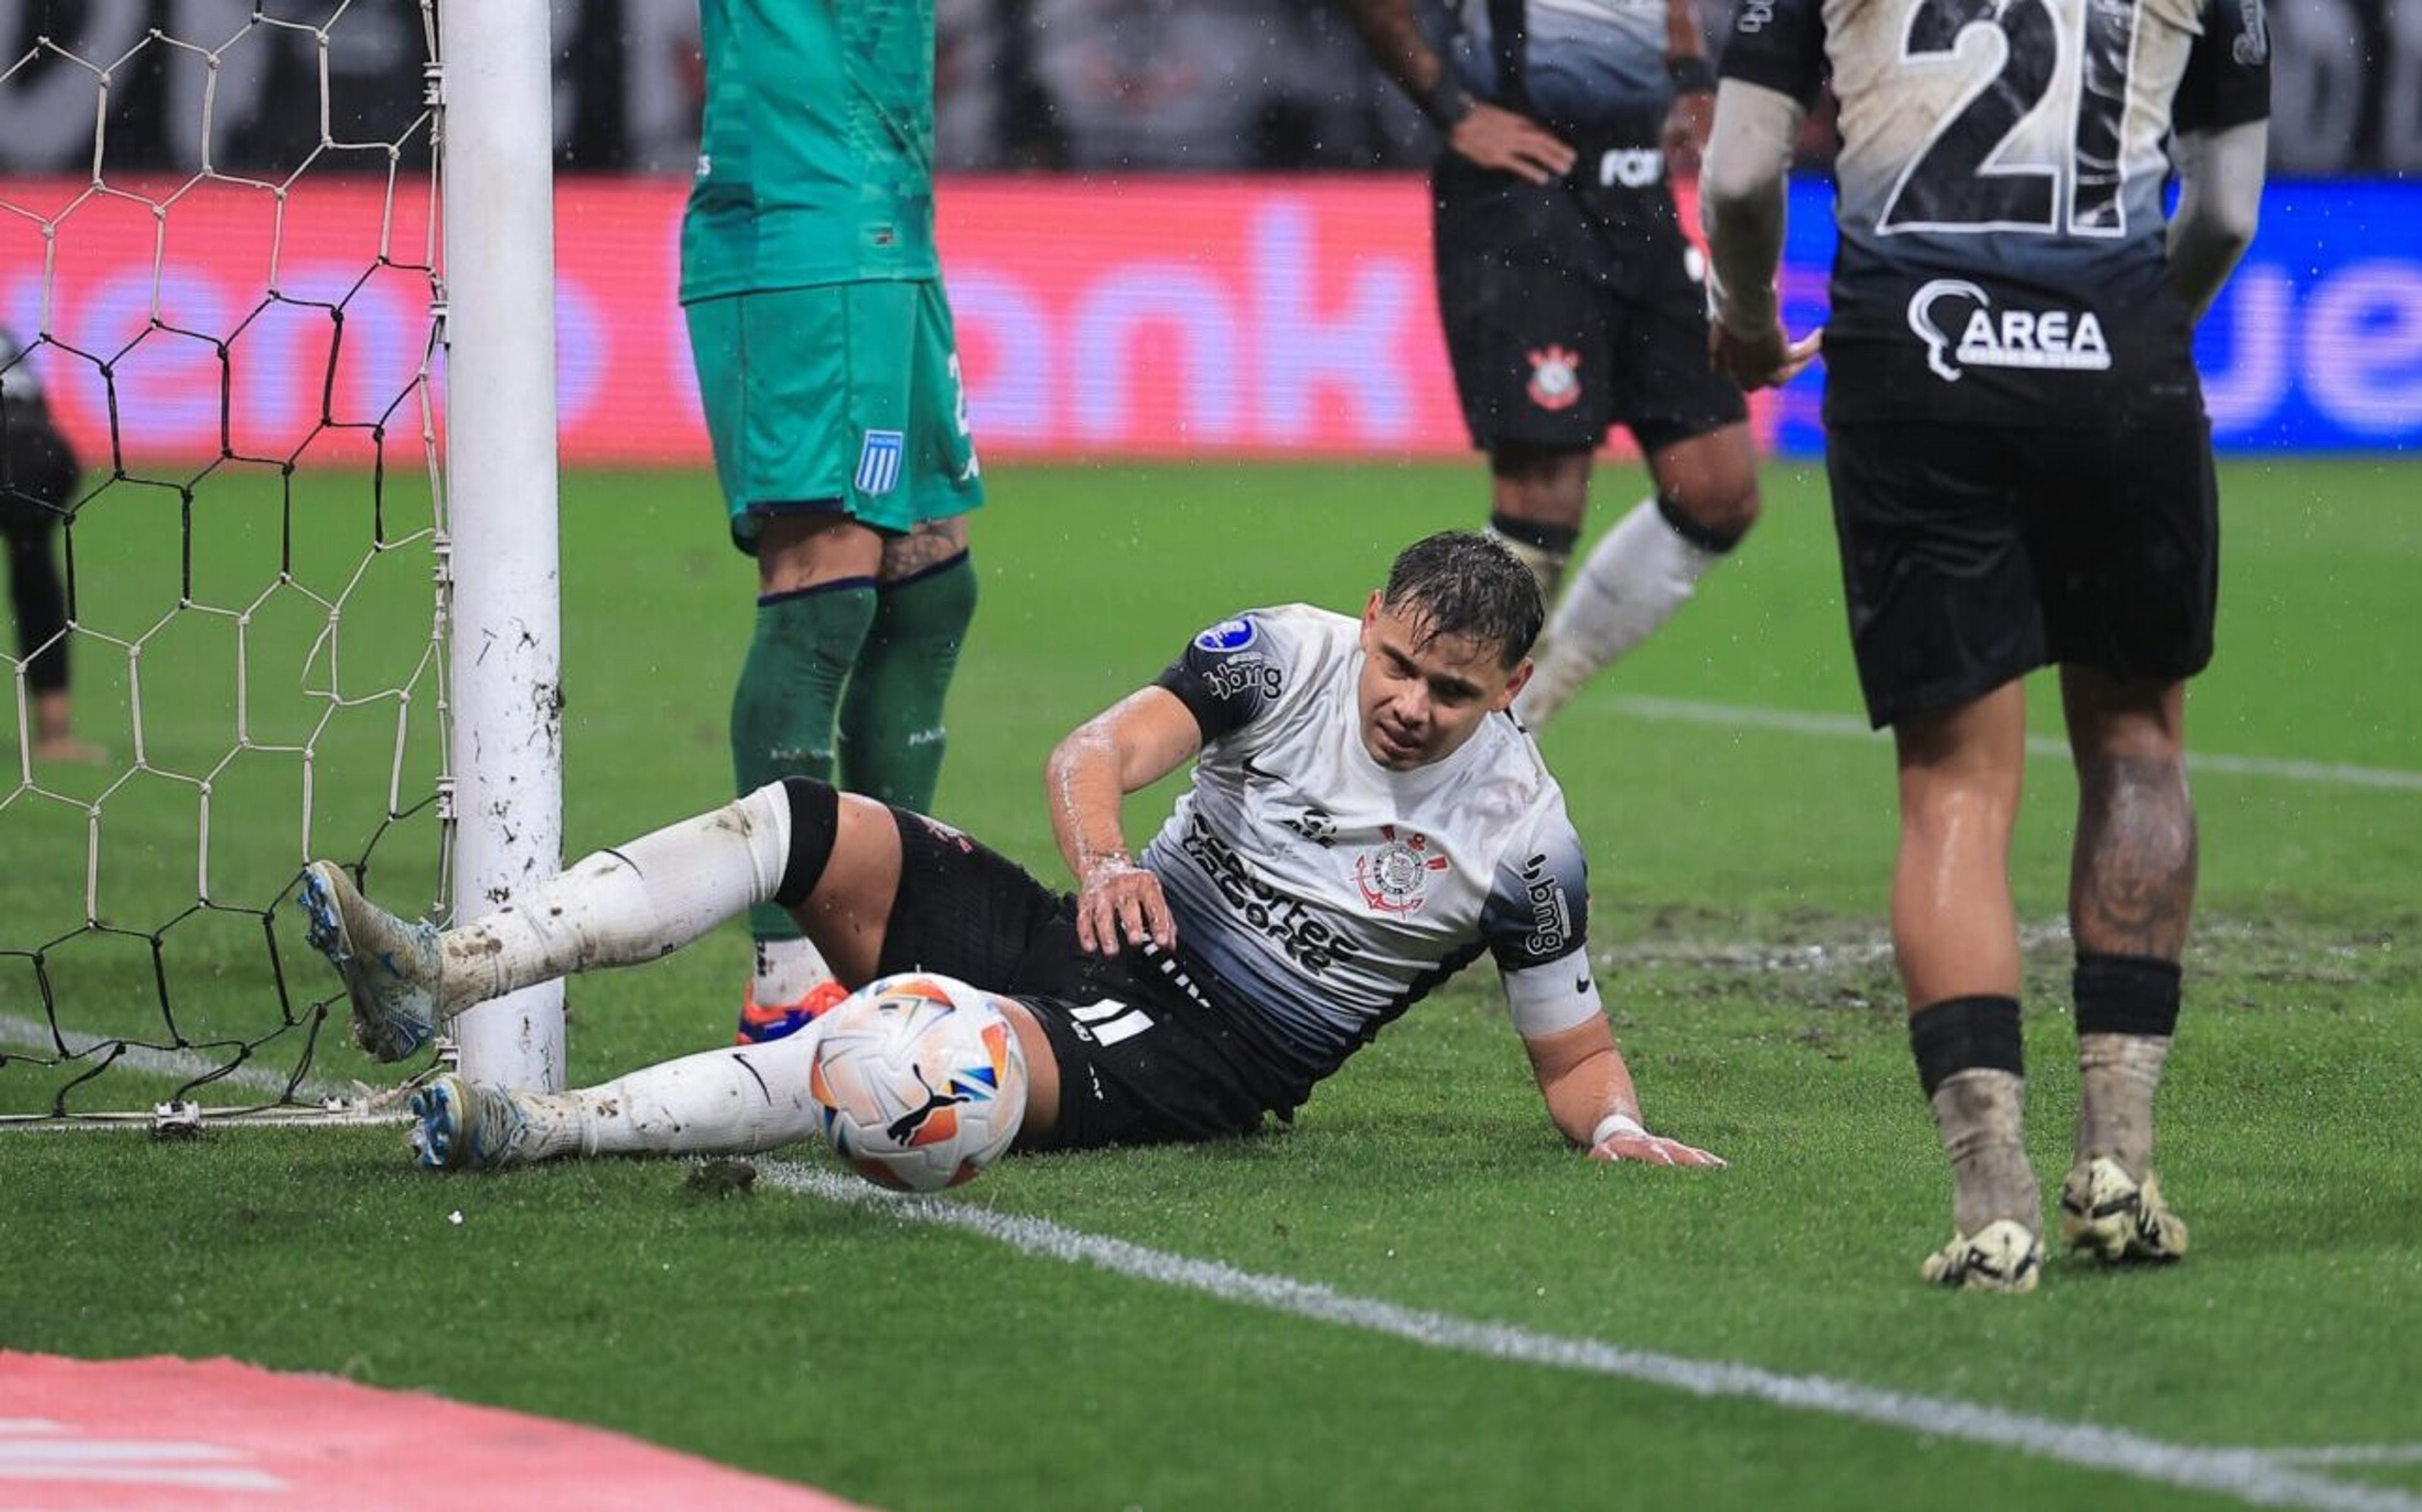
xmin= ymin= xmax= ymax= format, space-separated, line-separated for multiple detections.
xmin=2 ymin=457 xmax=2418 ymax=1508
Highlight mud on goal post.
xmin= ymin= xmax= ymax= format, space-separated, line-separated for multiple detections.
xmin=0 ymin=0 xmax=561 ymax=1123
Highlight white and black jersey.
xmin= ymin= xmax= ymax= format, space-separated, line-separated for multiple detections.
xmin=1441 ymin=0 xmax=1677 ymax=143
xmin=1146 ymin=604 xmax=1603 ymax=1088
xmin=1721 ymin=0 xmax=2271 ymax=424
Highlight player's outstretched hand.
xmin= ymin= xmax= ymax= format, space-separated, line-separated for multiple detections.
xmin=1077 ymin=858 xmax=1176 ymax=957
xmin=1589 ymin=1129 xmax=1728 ymax=1168
xmin=1448 ymin=102 xmax=1577 ymax=186
xmin=1709 ymin=320 xmax=1823 ymax=391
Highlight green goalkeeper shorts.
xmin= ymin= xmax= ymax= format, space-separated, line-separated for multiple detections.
xmin=684 ymin=278 xmax=985 ymax=552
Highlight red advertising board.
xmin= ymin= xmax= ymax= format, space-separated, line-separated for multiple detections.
xmin=3 ymin=175 xmax=1744 ymax=468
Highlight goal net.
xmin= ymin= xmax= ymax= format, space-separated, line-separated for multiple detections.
xmin=0 ymin=0 xmax=559 ymax=1123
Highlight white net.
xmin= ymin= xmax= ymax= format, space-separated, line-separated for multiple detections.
xmin=0 ymin=0 xmax=452 ymax=1120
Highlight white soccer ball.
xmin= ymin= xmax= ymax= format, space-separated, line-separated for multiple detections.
xmin=808 ymin=972 xmax=1029 ymax=1192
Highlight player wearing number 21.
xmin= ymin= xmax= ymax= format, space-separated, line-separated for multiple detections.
xmin=1700 ymin=0 xmax=2269 ymax=1288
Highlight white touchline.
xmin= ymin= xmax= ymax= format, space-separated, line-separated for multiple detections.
xmin=2259 ymin=1449 xmax=2422 ymax=1468
xmin=1607 ymin=696 xmax=2422 ymax=794
xmin=761 ymin=1162 xmax=2420 ymax=1512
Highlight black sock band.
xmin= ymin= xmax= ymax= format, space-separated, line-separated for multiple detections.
xmin=1910 ymin=995 xmax=2025 ymax=1099
xmin=1654 ymin=492 xmax=1745 ymax=555
xmin=773 ymin=776 xmax=841 ymax=909
xmin=1487 ymin=511 xmax=1579 ymax=555
xmin=2074 ymin=952 xmax=2182 ymax=1038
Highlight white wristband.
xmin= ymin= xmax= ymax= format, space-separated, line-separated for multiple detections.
xmin=1591 ymin=1112 xmax=1646 ymax=1147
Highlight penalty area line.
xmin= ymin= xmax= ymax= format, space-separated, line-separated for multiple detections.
xmin=1603 ymin=695 xmax=2422 ymax=794
xmin=762 ymin=1161 xmax=2418 ymax=1512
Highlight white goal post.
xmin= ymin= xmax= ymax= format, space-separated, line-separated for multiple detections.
xmin=437 ymin=0 xmax=565 ymax=1093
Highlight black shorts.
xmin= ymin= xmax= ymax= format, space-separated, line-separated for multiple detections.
xmin=1824 ymin=418 xmax=2220 ymax=728
xmin=875 ymin=809 xmax=1295 ymax=1152
xmin=1431 ymin=154 xmax=1746 ymax=457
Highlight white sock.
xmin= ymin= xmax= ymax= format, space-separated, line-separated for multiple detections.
xmin=1514 ymin=497 xmax=1727 ymax=731
xmin=753 ymin=935 xmax=838 ymax=1005
xmin=517 ymin=1030 xmax=826 ymax=1160
xmin=438 ymin=782 xmax=795 ymax=1018
xmin=1483 ymin=524 xmax=1573 ymax=609
xmin=1931 ymin=1068 xmax=2040 ymax=1236
xmin=2075 ymin=1033 xmax=2172 ymax=1173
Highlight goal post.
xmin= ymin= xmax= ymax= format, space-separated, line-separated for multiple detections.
xmin=436 ymin=0 xmax=565 ymax=1093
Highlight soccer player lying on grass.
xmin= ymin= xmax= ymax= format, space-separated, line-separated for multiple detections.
xmin=300 ymin=532 xmax=1722 ymax=1173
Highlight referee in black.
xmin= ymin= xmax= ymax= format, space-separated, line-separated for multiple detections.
xmin=1342 ymin=0 xmax=1765 ymax=733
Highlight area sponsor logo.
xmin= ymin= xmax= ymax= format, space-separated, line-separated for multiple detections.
xmin=1907 ymin=279 xmax=2110 ymax=383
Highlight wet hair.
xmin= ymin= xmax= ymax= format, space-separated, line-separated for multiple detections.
xmin=1380 ymin=530 xmax=1544 ymax=670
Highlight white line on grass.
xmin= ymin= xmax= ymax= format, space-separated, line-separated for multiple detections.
xmin=2261 ymin=1449 xmax=2422 ymax=1468
xmin=761 ymin=1161 xmax=2418 ymax=1512
xmin=1606 ymin=696 xmax=2422 ymax=793
xmin=0 ymin=1011 xmax=346 ymax=1102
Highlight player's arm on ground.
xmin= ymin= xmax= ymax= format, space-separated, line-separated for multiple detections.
xmin=1658 ymin=0 xmax=1717 ymax=175
xmin=1699 ymin=0 xmax=1825 ymax=390
xmin=1522 ymin=1015 xmax=1722 ymax=1167
xmin=1331 ymin=0 xmax=1575 ymax=184
xmin=1485 ymin=818 xmax=1723 ymax=1166
xmin=2166 ymin=0 xmax=2272 ymax=320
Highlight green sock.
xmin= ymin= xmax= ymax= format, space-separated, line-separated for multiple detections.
xmin=733 ymin=578 xmax=876 ymax=941
xmin=838 ymin=553 xmax=977 ymax=813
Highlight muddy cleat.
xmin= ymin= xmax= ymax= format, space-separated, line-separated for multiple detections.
xmin=409 ymin=1074 xmax=535 ymax=1171
xmin=2060 ymin=1156 xmax=2190 ymax=1264
xmin=297 ymin=859 xmax=440 ymax=1062
xmin=1921 ymin=1218 xmax=2045 ymax=1293
xmin=735 ymin=977 xmax=850 ymax=1045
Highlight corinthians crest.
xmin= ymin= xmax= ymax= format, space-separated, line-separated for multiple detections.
xmin=1355 ymin=824 xmax=1449 ymax=916
xmin=1525 ymin=346 xmax=1582 ymax=411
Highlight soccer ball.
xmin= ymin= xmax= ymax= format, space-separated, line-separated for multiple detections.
xmin=807 ymin=972 xmax=1029 ymax=1192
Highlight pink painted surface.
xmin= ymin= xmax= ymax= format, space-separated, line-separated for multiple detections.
xmin=0 ymin=1352 xmax=870 ymax=1511
xmin=1 ymin=174 xmax=1759 ymax=468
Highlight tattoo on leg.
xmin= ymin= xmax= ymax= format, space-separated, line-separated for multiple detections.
xmin=879 ymin=519 xmax=969 ymax=582
xmin=2071 ymin=754 xmax=2197 ymax=960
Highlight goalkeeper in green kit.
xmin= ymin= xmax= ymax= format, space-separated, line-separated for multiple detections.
xmin=683 ymin=0 xmax=983 ymax=1043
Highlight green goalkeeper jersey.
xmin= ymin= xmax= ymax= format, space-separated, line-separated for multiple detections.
xmin=679 ymin=0 xmax=939 ymax=302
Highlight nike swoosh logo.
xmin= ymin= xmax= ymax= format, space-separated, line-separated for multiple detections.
xmin=1240 ymin=754 xmax=1280 ymax=782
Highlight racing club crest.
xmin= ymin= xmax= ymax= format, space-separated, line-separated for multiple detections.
xmin=1355 ymin=824 xmax=1449 ymax=916
xmin=1525 ymin=346 xmax=1582 ymax=412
